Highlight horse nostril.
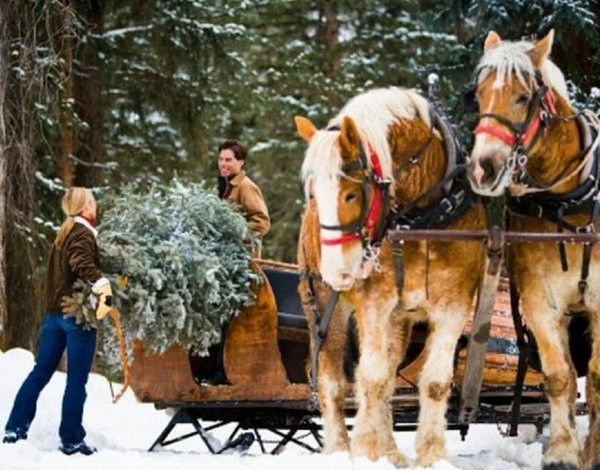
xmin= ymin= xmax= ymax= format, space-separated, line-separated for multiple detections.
xmin=481 ymin=158 xmax=497 ymax=183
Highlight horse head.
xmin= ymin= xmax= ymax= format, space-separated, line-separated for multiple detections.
xmin=296 ymin=114 xmax=390 ymax=291
xmin=466 ymin=30 xmax=569 ymax=196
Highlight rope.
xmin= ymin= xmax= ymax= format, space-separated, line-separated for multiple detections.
xmin=107 ymin=307 xmax=131 ymax=403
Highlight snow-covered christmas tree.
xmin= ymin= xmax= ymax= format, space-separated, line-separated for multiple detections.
xmin=95 ymin=179 xmax=260 ymax=368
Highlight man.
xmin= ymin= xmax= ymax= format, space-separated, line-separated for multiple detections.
xmin=202 ymin=140 xmax=269 ymax=386
xmin=217 ymin=140 xmax=270 ymax=242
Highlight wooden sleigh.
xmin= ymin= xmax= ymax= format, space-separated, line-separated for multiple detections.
xmin=126 ymin=257 xmax=586 ymax=454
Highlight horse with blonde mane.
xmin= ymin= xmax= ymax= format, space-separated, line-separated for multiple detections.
xmin=466 ymin=30 xmax=600 ymax=469
xmin=296 ymin=87 xmax=485 ymax=466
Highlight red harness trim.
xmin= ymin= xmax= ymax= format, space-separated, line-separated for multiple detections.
xmin=320 ymin=145 xmax=386 ymax=246
xmin=474 ymin=124 xmax=516 ymax=146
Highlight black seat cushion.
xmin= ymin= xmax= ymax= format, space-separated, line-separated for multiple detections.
xmin=263 ymin=268 xmax=307 ymax=330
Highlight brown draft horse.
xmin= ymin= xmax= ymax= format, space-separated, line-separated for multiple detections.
xmin=467 ymin=31 xmax=600 ymax=469
xmin=295 ymin=87 xmax=485 ymax=467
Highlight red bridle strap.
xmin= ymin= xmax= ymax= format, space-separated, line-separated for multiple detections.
xmin=321 ymin=232 xmax=361 ymax=246
xmin=474 ymin=124 xmax=516 ymax=146
xmin=364 ymin=146 xmax=384 ymax=231
xmin=474 ymin=114 xmax=542 ymax=148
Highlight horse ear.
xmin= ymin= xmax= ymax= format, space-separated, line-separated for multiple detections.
xmin=484 ymin=31 xmax=502 ymax=52
xmin=339 ymin=116 xmax=361 ymax=161
xmin=295 ymin=116 xmax=316 ymax=143
xmin=529 ymin=29 xmax=554 ymax=68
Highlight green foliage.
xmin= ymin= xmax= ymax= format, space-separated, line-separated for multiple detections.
xmin=16 ymin=0 xmax=600 ymax=266
xmin=96 ymin=180 xmax=260 ymax=365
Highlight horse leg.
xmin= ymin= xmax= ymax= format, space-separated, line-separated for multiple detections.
xmin=415 ymin=307 xmax=469 ymax=467
xmin=317 ymin=303 xmax=352 ymax=453
xmin=351 ymin=298 xmax=409 ymax=467
xmin=583 ymin=307 xmax=600 ymax=469
xmin=379 ymin=312 xmax=412 ymax=466
xmin=300 ymin=276 xmax=352 ymax=454
xmin=523 ymin=296 xmax=579 ymax=469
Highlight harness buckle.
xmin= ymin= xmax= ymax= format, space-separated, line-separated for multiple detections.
xmin=576 ymin=223 xmax=596 ymax=234
xmin=376 ymin=177 xmax=393 ymax=188
xmin=362 ymin=244 xmax=382 ymax=272
xmin=517 ymin=154 xmax=528 ymax=168
xmin=440 ymin=198 xmax=454 ymax=214
xmin=540 ymin=109 xmax=551 ymax=128
xmin=536 ymin=205 xmax=543 ymax=218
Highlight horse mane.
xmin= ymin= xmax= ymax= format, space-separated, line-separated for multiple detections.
xmin=300 ymin=87 xmax=433 ymax=198
xmin=477 ymin=39 xmax=570 ymax=104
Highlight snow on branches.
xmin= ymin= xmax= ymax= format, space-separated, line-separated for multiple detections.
xmin=97 ymin=179 xmax=260 ymax=368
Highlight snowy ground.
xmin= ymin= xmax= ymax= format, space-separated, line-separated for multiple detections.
xmin=0 ymin=348 xmax=589 ymax=469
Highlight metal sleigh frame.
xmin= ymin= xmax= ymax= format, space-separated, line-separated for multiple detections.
xmin=146 ymin=228 xmax=596 ymax=454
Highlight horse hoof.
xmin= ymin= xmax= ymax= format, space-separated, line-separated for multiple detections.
xmin=386 ymin=450 xmax=410 ymax=468
xmin=542 ymin=464 xmax=578 ymax=470
xmin=324 ymin=441 xmax=350 ymax=454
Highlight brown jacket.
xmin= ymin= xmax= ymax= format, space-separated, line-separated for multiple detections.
xmin=224 ymin=170 xmax=270 ymax=237
xmin=45 ymin=220 xmax=103 ymax=312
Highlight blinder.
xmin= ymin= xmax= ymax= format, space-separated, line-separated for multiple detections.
xmin=462 ymin=87 xmax=479 ymax=114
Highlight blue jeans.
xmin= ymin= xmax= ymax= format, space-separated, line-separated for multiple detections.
xmin=5 ymin=313 xmax=97 ymax=446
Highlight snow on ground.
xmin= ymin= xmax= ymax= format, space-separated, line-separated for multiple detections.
xmin=0 ymin=348 xmax=589 ymax=469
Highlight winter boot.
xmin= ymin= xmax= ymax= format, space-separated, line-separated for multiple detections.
xmin=59 ymin=441 xmax=97 ymax=456
xmin=3 ymin=430 xmax=27 ymax=444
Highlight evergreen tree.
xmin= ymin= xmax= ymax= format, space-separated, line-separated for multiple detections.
xmin=96 ymin=180 xmax=260 ymax=365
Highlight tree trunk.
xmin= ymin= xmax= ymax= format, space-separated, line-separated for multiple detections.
xmin=0 ymin=1 xmax=13 ymax=349
xmin=317 ymin=0 xmax=339 ymax=78
xmin=2 ymin=1 xmax=49 ymax=351
xmin=74 ymin=0 xmax=105 ymax=187
xmin=57 ymin=0 xmax=76 ymax=187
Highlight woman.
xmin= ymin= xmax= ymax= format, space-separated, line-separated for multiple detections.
xmin=3 ymin=187 xmax=112 ymax=456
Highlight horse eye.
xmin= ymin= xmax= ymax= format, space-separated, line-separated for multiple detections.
xmin=516 ymin=94 xmax=529 ymax=105
xmin=345 ymin=192 xmax=357 ymax=203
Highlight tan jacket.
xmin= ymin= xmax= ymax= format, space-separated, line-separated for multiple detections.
xmin=224 ymin=170 xmax=270 ymax=237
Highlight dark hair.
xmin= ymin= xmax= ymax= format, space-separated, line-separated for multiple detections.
xmin=218 ymin=140 xmax=247 ymax=161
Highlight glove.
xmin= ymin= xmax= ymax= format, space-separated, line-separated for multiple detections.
xmin=92 ymin=279 xmax=113 ymax=320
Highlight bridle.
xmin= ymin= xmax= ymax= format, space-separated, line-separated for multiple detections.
xmin=473 ymin=71 xmax=558 ymax=189
xmin=472 ymin=67 xmax=600 ymax=301
xmin=318 ymin=125 xmax=393 ymax=255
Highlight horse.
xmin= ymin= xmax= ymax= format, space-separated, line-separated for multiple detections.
xmin=295 ymin=87 xmax=485 ymax=467
xmin=296 ymin=197 xmax=413 ymax=462
xmin=466 ymin=30 xmax=600 ymax=469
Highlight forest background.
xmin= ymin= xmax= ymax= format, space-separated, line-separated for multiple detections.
xmin=0 ymin=0 xmax=598 ymax=350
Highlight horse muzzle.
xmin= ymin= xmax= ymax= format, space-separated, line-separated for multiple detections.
xmin=466 ymin=155 xmax=509 ymax=197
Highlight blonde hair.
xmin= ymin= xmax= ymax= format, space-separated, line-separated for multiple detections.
xmin=54 ymin=187 xmax=95 ymax=248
